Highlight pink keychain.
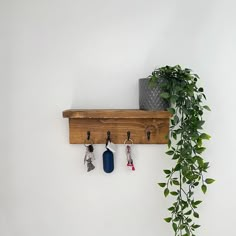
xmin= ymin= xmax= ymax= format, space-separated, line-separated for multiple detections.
xmin=124 ymin=132 xmax=135 ymax=171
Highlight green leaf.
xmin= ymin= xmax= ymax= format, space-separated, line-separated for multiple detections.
xmin=175 ymin=163 xmax=181 ymax=171
xmin=197 ymin=120 xmax=205 ymax=129
xmin=203 ymin=162 xmax=210 ymax=169
xmin=174 ymin=115 xmax=179 ymax=124
xmin=173 ymin=133 xmax=177 ymax=140
xmin=205 ymin=178 xmax=215 ymax=184
xmin=172 ymin=222 xmax=178 ymax=232
xmin=192 ymin=224 xmax=201 ymax=229
xmin=172 ymin=154 xmax=180 ymax=160
xmin=200 ymin=133 xmax=211 ymax=140
xmin=170 ymin=95 xmax=178 ymax=104
xmin=201 ymin=184 xmax=207 ymax=194
xmin=196 ymin=147 xmax=206 ymax=154
xmin=164 ymin=188 xmax=169 ymax=197
xmin=173 ymin=217 xmax=179 ymax=222
xmin=168 ymin=207 xmax=174 ymax=211
xmin=177 ymin=140 xmax=183 ymax=145
xmin=171 ymin=119 xmax=176 ymax=126
xmin=193 ymin=212 xmax=199 ymax=218
xmin=158 ymin=183 xmax=166 ymax=188
xmin=166 ymin=150 xmax=174 ymax=155
xmin=184 ymin=210 xmax=192 ymax=215
xmin=194 ymin=200 xmax=202 ymax=205
xmin=185 ymin=226 xmax=190 ymax=235
xmin=160 ymin=92 xmax=170 ymax=99
xmin=175 ymin=86 xmax=182 ymax=93
xmin=187 ymin=218 xmax=192 ymax=223
xmin=176 ymin=129 xmax=182 ymax=134
xmin=164 ymin=217 xmax=172 ymax=223
xmin=196 ymin=156 xmax=204 ymax=167
xmin=163 ymin=169 xmax=171 ymax=174
xmin=197 ymin=138 xmax=202 ymax=147
xmin=203 ymin=105 xmax=211 ymax=111
xmin=167 ymin=108 xmax=175 ymax=114
xmin=179 ymin=224 xmax=185 ymax=230
xmin=173 ymin=180 xmax=180 ymax=185
xmin=170 ymin=191 xmax=178 ymax=196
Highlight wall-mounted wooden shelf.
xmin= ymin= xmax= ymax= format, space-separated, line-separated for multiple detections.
xmin=63 ymin=109 xmax=171 ymax=144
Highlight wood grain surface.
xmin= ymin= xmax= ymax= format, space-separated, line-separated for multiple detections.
xmin=63 ymin=110 xmax=170 ymax=144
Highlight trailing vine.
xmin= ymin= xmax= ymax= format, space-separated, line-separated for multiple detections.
xmin=149 ymin=65 xmax=214 ymax=236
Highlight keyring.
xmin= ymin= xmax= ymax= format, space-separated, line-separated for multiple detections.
xmin=124 ymin=138 xmax=133 ymax=145
xmin=84 ymin=139 xmax=93 ymax=147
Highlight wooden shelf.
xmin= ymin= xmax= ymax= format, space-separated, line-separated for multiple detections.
xmin=63 ymin=109 xmax=171 ymax=144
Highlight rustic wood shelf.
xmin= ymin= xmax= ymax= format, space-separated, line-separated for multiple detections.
xmin=63 ymin=109 xmax=171 ymax=144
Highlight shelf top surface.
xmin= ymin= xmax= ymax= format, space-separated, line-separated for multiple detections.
xmin=63 ymin=109 xmax=171 ymax=119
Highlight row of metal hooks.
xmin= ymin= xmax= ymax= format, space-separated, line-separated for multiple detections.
xmin=86 ymin=130 xmax=151 ymax=142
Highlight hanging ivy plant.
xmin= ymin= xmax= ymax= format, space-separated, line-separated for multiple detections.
xmin=149 ymin=65 xmax=214 ymax=236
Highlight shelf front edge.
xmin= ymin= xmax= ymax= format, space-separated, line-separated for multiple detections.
xmin=63 ymin=109 xmax=171 ymax=119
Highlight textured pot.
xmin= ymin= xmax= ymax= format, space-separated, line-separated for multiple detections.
xmin=139 ymin=78 xmax=169 ymax=110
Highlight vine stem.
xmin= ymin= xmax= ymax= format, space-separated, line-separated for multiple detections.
xmin=179 ymin=171 xmax=183 ymax=236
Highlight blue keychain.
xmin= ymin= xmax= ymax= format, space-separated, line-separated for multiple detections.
xmin=103 ymin=148 xmax=114 ymax=173
xmin=103 ymin=131 xmax=115 ymax=173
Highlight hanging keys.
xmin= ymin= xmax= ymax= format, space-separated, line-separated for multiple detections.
xmin=84 ymin=144 xmax=95 ymax=172
xmin=126 ymin=145 xmax=135 ymax=171
xmin=124 ymin=134 xmax=135 ymax=171
xmin=103 ymin=131 xmax=115 ymax=173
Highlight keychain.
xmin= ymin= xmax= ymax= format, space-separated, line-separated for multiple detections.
xmin=103 ymin=146 xmax=114 ymax=173
xmin=124 ymin=134 xmax=135 ymax=171
xmin=84 ymin=144 xmax=95 ymax=172
xmin=103 ymin=131 xmax=116 ymax=173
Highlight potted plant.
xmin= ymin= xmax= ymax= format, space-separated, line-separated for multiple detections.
xmin=147 ymin=65 xmax=214 ymax=236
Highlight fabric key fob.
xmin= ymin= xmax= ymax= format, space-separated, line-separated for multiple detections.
xmin=103 ymin=149 xmax=114 ymax=173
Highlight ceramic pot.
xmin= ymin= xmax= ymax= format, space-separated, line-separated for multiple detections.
xmin=139 ymin=78 xmax=169 ymax=110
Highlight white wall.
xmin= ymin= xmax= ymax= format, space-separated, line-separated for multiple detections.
xmin=1 ymin=0 xmax=236 ymax=235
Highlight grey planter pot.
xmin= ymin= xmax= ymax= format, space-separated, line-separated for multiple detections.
xmin=139 ymin=78 xmax=169 ymax=110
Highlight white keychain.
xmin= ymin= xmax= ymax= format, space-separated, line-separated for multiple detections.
xmin=106 ymin=141 xmax=117 ymax=153
xmin=106 ymin=131 xmax=117 ymax=153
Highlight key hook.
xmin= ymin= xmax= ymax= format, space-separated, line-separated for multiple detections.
xmin=84 ymin=131 xmax=93 ymax=146
xmin=87 ymin=131 xmax=90 ymax=140
xmin=147 ymin=131 xmax=151 ymax=141
xmin=106 ymin=131 xmax=111 ymax=146
xmin=127 ymin=131 xmax=130 ymax=140
xmin=107 ymin=131 xmax=111 ymax=141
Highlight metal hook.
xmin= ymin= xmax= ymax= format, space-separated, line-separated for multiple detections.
xmin=84 ymin=131 xmax=93 ymax=146
xmin=107 ymin=131 xmax=111 ymax=141
xmin=127 ymin=131 xmax=130 ymax=140
xmin=87 ymin=131 xmax=90 ymax=140
xmin=105 ymin=131 xmax=111 ymax=146
xmin=147 ymin=131 xmax=151 ymax=141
